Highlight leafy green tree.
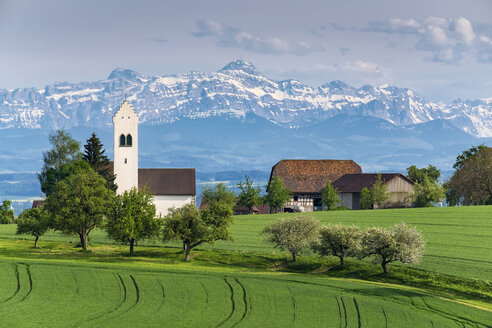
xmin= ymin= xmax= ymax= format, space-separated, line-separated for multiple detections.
xmin=106 ymin=187 xmax=159 ymax=256
xmin=162 ymin=203 xmax=206 ymax=261
xmin=453 ymin=144 xmax=487 ymax=169
xmin=321 ymin=181 xmax=340 ymax=210
xmin=237 ymin=176 xmax=262 ymax=214
xmin=38 ymin=160 xmax=91 ymax=196
xmin=46 ymin=168 xmax=113 ymax=250
xmin=313 ymin=224 xmax=361 ymax=266
xmin=262 ymin=216 xmax=320 ymax=262
xmin=446 ymin=146 xmax=492 ymax=205
xmin=264 ymin=176 xmax=292 ymax=213
xmin=406 ymin=164 xmax=440 ymax=184
xmin=371 ymin=174 xmax=389 ymax=208
xmin=359 ymin=223 xmax=425 ymax=274
xmin=16 ymin=207 xmax=50 ymax=247
xmin=411 ymin=176 xmax=445 ymax=207
xmin=0 ymin=200 xmax=14 ymax=224
xmin=359 ymin=187 xmax=373 ymax=210
xmin=84 ymin=132 xmax=117 ymax=191
xmin=38 ymin=130 xmax=82 ymax=196
xmin=199 ymin=183 xmax=236 ymax=246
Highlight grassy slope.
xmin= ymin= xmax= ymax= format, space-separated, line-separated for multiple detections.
xmin=0 ymin=206 xmax=491 ymax=327
xmin=2 ymin=206 xmax=491 ymax=281
xmin=0 ymin=253 xmax=491 ymax=328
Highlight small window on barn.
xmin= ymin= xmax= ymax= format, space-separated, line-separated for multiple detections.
xmin=119 ymin=134 xmax=126 ymax=146
xmin=126 ymin=134 xmax=132 ymax=146
xmin=124 ymin=158 xmax=127 ymax=164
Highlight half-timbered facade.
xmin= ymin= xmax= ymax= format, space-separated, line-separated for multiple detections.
xmin=268 ymin=159 xmax=362 ymax=212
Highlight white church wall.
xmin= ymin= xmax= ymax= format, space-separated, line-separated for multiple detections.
xmin=154 ymin=195 xmax=195 ymax=217
xmin=113 ymin=101 xmax=139 ymax=194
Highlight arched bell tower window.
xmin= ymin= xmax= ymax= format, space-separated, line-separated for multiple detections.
xmin=126 ymin=134 xmax=132 ymax=146
xmin=119 ymin=134 xmax=126 ymax=146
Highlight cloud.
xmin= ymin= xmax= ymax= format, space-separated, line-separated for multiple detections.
xmin=145 ymin=37 xmax=168 ymax=44
xmin=193 ymin=19 xmax=322 ymax=56
xmin=360 ymin=16 xmax=492 ymax=64
xmin=339 ymin=47 xmax=350 ymax=56
xmin=337 ymin=60 xmax=383 ymax=75
xmin=294 ymin=60 xmax=384 ymax=76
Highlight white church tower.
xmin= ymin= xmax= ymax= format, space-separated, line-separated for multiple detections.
xmin=113 ymin=100 xmax=138 ymax=194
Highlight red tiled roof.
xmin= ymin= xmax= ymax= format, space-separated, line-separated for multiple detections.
xmin=269 ymin=159 xmax=362 ymax=193
xmin=332 ymin=173 xmax=414 ymax=193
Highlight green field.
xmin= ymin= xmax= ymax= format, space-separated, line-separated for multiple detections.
xmin=0 ymin=259 xmax=490 ymax=327
xmin=0 ymin=206 xmax=491 ymax=327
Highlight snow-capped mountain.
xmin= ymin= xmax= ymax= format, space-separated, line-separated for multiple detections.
xmin=0 ymin=60 xmax=491 ymax=137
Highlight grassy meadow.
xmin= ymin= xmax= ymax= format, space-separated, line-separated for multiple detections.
xmin=0 ymin=206 xmax=490 ymax=327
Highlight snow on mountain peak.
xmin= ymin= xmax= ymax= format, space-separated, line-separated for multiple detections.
xmin=220 ymin=60 xmax=258 ymax=75
xmin=0 ymin=61 xmax=490 ymax=137
xmin=108 ymin=68 xmax=141 ymax=80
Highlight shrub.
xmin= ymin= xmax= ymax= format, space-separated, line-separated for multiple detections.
xmin=359 ymin=223 xmax=425 ymax=273
xmin=262 ymin=216 xmax=320 ymax=262
xmin=313 ymin=224 xmax=361 ymax=266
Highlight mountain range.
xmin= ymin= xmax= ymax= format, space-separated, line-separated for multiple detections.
xmin=1 ymin=60 xmax=491 ymax=138
xmin=0 ymin=60 xmax=490 ymax=202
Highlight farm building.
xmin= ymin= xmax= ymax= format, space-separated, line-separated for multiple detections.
xmin=267 ymin=160 xmax=415 ymax=212
xmin=332 ymin=173 xmax=414 ymax=210
xmin=268 ymin=159 xmax=362 ymax=212
xmin=113 ymin=101 xmax=196 ymax=217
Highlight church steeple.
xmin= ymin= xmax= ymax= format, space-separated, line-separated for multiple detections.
xmin=113 ymin=100 xmax=139 ymax=194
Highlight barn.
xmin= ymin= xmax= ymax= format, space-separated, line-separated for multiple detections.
xmin=332 ymin=173 xmax=414 ymax=210
xmin=268 ymin=159 xmax=362 ymax=212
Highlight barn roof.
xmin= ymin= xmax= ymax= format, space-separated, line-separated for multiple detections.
xmin=138 ymin=168 xmax=196 ymax=196
xmin=269 ymin=159 xmax=362 ymax=193
xmin=332 ymin=173 xmax=414 ymax=193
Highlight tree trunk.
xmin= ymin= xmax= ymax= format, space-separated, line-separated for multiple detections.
xmin=34 ymin=235 xmax=39 ymax=248
xmin=129 ymin=238 xmax=135 ymax=256
xmin=292 ymin=252 xmax=297 ymax=262
xmin=78 ymin=233 xmax=84 ymax=248
xmin=184 ymin=242 xmax=191 ymax=261
xmin=340 ymin=256 xmax=344 ymax=266
xmin=382 ymin=261 xmax=388 ymax=274
xmin=81 ymin=227 xmax=88 ymax=251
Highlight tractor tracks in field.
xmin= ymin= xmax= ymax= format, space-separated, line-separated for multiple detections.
xmin=216 ymin=277 xmax=249 ymax=328
xmin=76 ymin=272 xmax=141 ymax=328
xmin=1 ymin=263 xmax=32 ymax=304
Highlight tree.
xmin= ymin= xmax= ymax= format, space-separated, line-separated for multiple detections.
xmin=359 ymin=223 xmax=425 ymax=274
xmin=199 ymin=183 xmax=236 ymax=247
xmin=264 ymin=176 xmax=292 ymax=213
xmin=262 ymin=216 xmax=320 ymax=262
xmin=411 ymin=176 xmax=445 ymax=207
xmin=453 ymin=144 xmax=487 ymax=169
xmin=371 ymin=174 xmax=389 ymax=208
xmin=38 ymin=130 xmax=82 ymax=196
xmin=321 ymin=181 xmax=340 ymax=210
xmin=162 ymin=203 xmax=207 ymax=261
xmin=446 ymin=146 xmax=492 ymax=205
xmin=237 ymin=176 xmax=262 ymax=214
xmin=406 ymin=164 xmax=440 ymax=184
xmin=16 ymin=207 xmax=50 ymax=248
xmin=313 ymin=224 xmax=360 ymax=266
xmin=359 ymin=187 xmax=373 ymax=210
xmin=46 ymin=168 xmax=113 ymax=250
xmin=84 ymin=132 xmax=117 ymax=191
xmin=106 ymin=187 xmax=160 ymax=256
xmin=0 ymin=200 xmax=14 ymax=224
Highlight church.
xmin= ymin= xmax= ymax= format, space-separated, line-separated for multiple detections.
xmin=113 ymin=100 xmax=196 ymax=217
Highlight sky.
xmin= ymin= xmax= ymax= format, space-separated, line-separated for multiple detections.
xmin=1 ymin=0 xmax=492 ymax=102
